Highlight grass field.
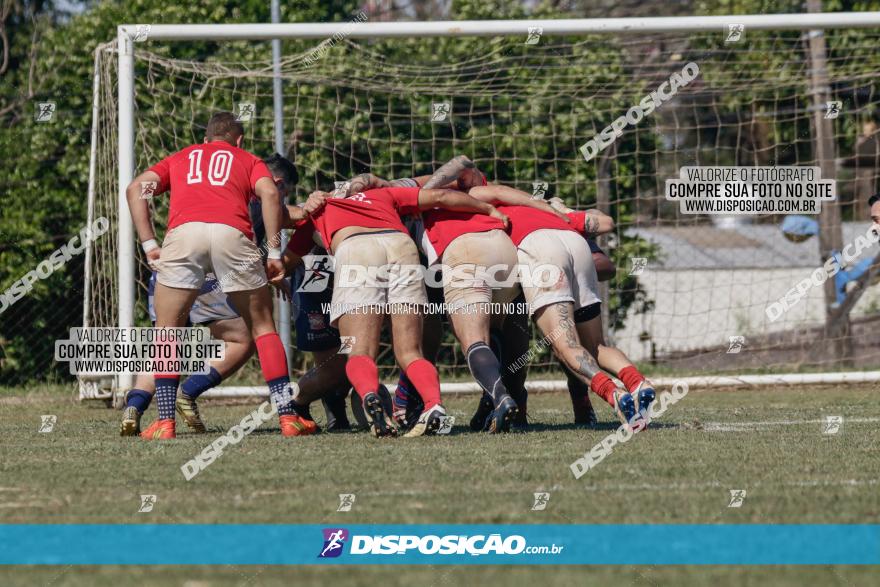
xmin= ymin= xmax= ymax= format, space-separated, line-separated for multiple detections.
xmin=1 ymin=383 xmax=878 ymax=585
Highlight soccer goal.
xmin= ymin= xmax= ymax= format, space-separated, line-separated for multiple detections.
xmin=83 ymin=12 xmax=880 ymax=401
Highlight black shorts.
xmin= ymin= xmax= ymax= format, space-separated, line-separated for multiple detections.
xmin=586 ymin=238 xmax=604 ymax=255
xmin=574 ymin=301 xmax=601 ymax=323
xmin=292 ymin=265 xmax=340 ymax=352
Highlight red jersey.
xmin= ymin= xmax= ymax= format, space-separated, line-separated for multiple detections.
xmin=497 ymin=204 xmax=578 ymax=246
xmin=421 ymin=208 xmax=505 ymax=264
xmin=287 ymin=186 xmax=420 ymax=255
xmin=148 ymin=142 xmax=271 ymax=240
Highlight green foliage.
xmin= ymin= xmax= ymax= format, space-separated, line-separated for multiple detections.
xmin=1 ymin=0 xmax=362 ymax=383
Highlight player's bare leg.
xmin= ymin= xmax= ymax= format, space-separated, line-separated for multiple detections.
xmin=175 ymin=317 xmax=254 ymax=433
xmin=141 ymin=283 xmax=200 ymax=440
xmin=560 ymin=364 xmax=598 ymax=428
xmin=339 ymin=310 xmax=396 ymax=437
xmin=227 ymin=285 xmax=317 ymax=437
xmin=575 ymin=315 xmax=655 ymax=424
xmin=153 ymin=283 xmax=201 ymax=328
xmin=533 ymin=302 xmax=638 ymax=429
xmin=392 ymin=307 xmax=442 ymax=429
xmin=122 ymin=316 xmax=254 ymax=436
xmin=390 ymin=306 xmax=446 ymax=437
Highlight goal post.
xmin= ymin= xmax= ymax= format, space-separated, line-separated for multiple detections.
xmin=117 ymin=27 xmax=136 ymax=392
xmin=85 ymin=12 xmax=880 ymax=400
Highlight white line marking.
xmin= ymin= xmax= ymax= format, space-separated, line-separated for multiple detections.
xmin=578 ymin=479 xmax=879 ymax=492
xmin=702 ymin=417 xmax=880 ymax=432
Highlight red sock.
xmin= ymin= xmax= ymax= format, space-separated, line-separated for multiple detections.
xmin=404 ymin=358 xmax=441 ymax=410
xmin=590 ymin=372 xmax=618 ymax=407
xmin=345 ymin=355 xmax=379 ymax=400
xmin=255 ymin=332 xmax=289 ymax=381
xmin=618 ymin=365 xmax=645 ymax=394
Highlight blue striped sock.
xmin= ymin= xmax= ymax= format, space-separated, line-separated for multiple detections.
xmin=394 ymin=373 xmax=415 ymax=409
xmin=154 ymin=378 xmax=178 ymax=420
xmin=181 ymin=367 xmax=222 ymax=399
xmin=268 ymin=376 xmax=295 ymax=416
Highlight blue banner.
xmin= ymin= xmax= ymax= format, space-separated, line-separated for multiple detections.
xmin=1 ymin=524 xmax=877 ymax=565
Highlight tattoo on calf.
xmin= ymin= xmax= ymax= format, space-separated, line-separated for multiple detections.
xmin=575 ymin=350 xmax=602 ymax=380
xmin=557 ymin=303 xmax=601 ymax=379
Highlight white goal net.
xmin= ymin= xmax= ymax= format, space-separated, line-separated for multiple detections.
xmin=84 ymin=17 xmax=880 ymax=398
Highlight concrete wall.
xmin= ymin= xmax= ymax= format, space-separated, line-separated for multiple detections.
xmin=612 ymin=268 xmax=880 ymax=362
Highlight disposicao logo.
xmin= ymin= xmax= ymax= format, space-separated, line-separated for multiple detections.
xmin=319 ymin=528 xmax=349 ymax=558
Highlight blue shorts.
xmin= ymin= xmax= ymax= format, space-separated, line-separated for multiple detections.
xmin=292 ymin=264 xmax=340 ymax=352
xmin=148 ymin=272 xmax=240 ymax=325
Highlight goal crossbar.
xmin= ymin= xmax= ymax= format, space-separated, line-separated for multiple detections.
xmin=121 ymin=12 xmax=880 ymax=40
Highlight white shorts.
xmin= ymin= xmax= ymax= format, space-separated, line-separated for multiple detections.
xmin=157 ymin=222 xmax=267 ymax=293
xmin=517 ymin=229 xmax=600 ymax=316
xmin=330 ymin=230 xmax=427 ymax=325
xmin=441 ymin=229 xmax=520 ymax=311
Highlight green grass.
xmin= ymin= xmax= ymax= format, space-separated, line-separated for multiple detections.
xmin=1 ymin=384 xmax=878 ymax=584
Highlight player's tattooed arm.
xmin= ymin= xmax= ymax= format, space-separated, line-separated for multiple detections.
xmin=548 ymin=197 xmax=613 ymax=236
xmin=422 ymin=155 xmax=474 ymax=189
xmin=468 ymin=184 xmax=570 ymax=222
xmin=343 ymin=173 xmax=390 ymax=196
xmin=583 ymin=210 xmax=614 ymax=237
xmin=417 ymin=188 xmax=509 ymax=227
xmin=547 ymin=197 xmax=573 ymax=214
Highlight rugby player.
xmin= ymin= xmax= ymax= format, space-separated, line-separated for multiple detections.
xmin=277 ymin=164 xmax=474 ymax=432
xmin=465 ymin=199 xmax=613 ymax=430
xmin=121 ymin=153 xmax=304 ymax=436
xmin=125 ymin=112 xmax=322 ymax=440
xmin=118 ymin=272 xmax=253 ymax=435
xmin=251 ymin=156 xmax=355 ymax=432
xmin=275 ymin=184 xmax=508 ymax=437
xmin=344 ymin=158 xmax=571 ymax=432
xmin=466 ymin=183 xmax=655 ymax=429
xmin=338 ymin=159 xmax=476 ymax=429
xmin=549 ymin=197 xmax=615 ymax=427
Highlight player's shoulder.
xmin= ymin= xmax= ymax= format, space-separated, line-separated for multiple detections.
xmin=165 ymin=143 xmax=201 ymax=160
